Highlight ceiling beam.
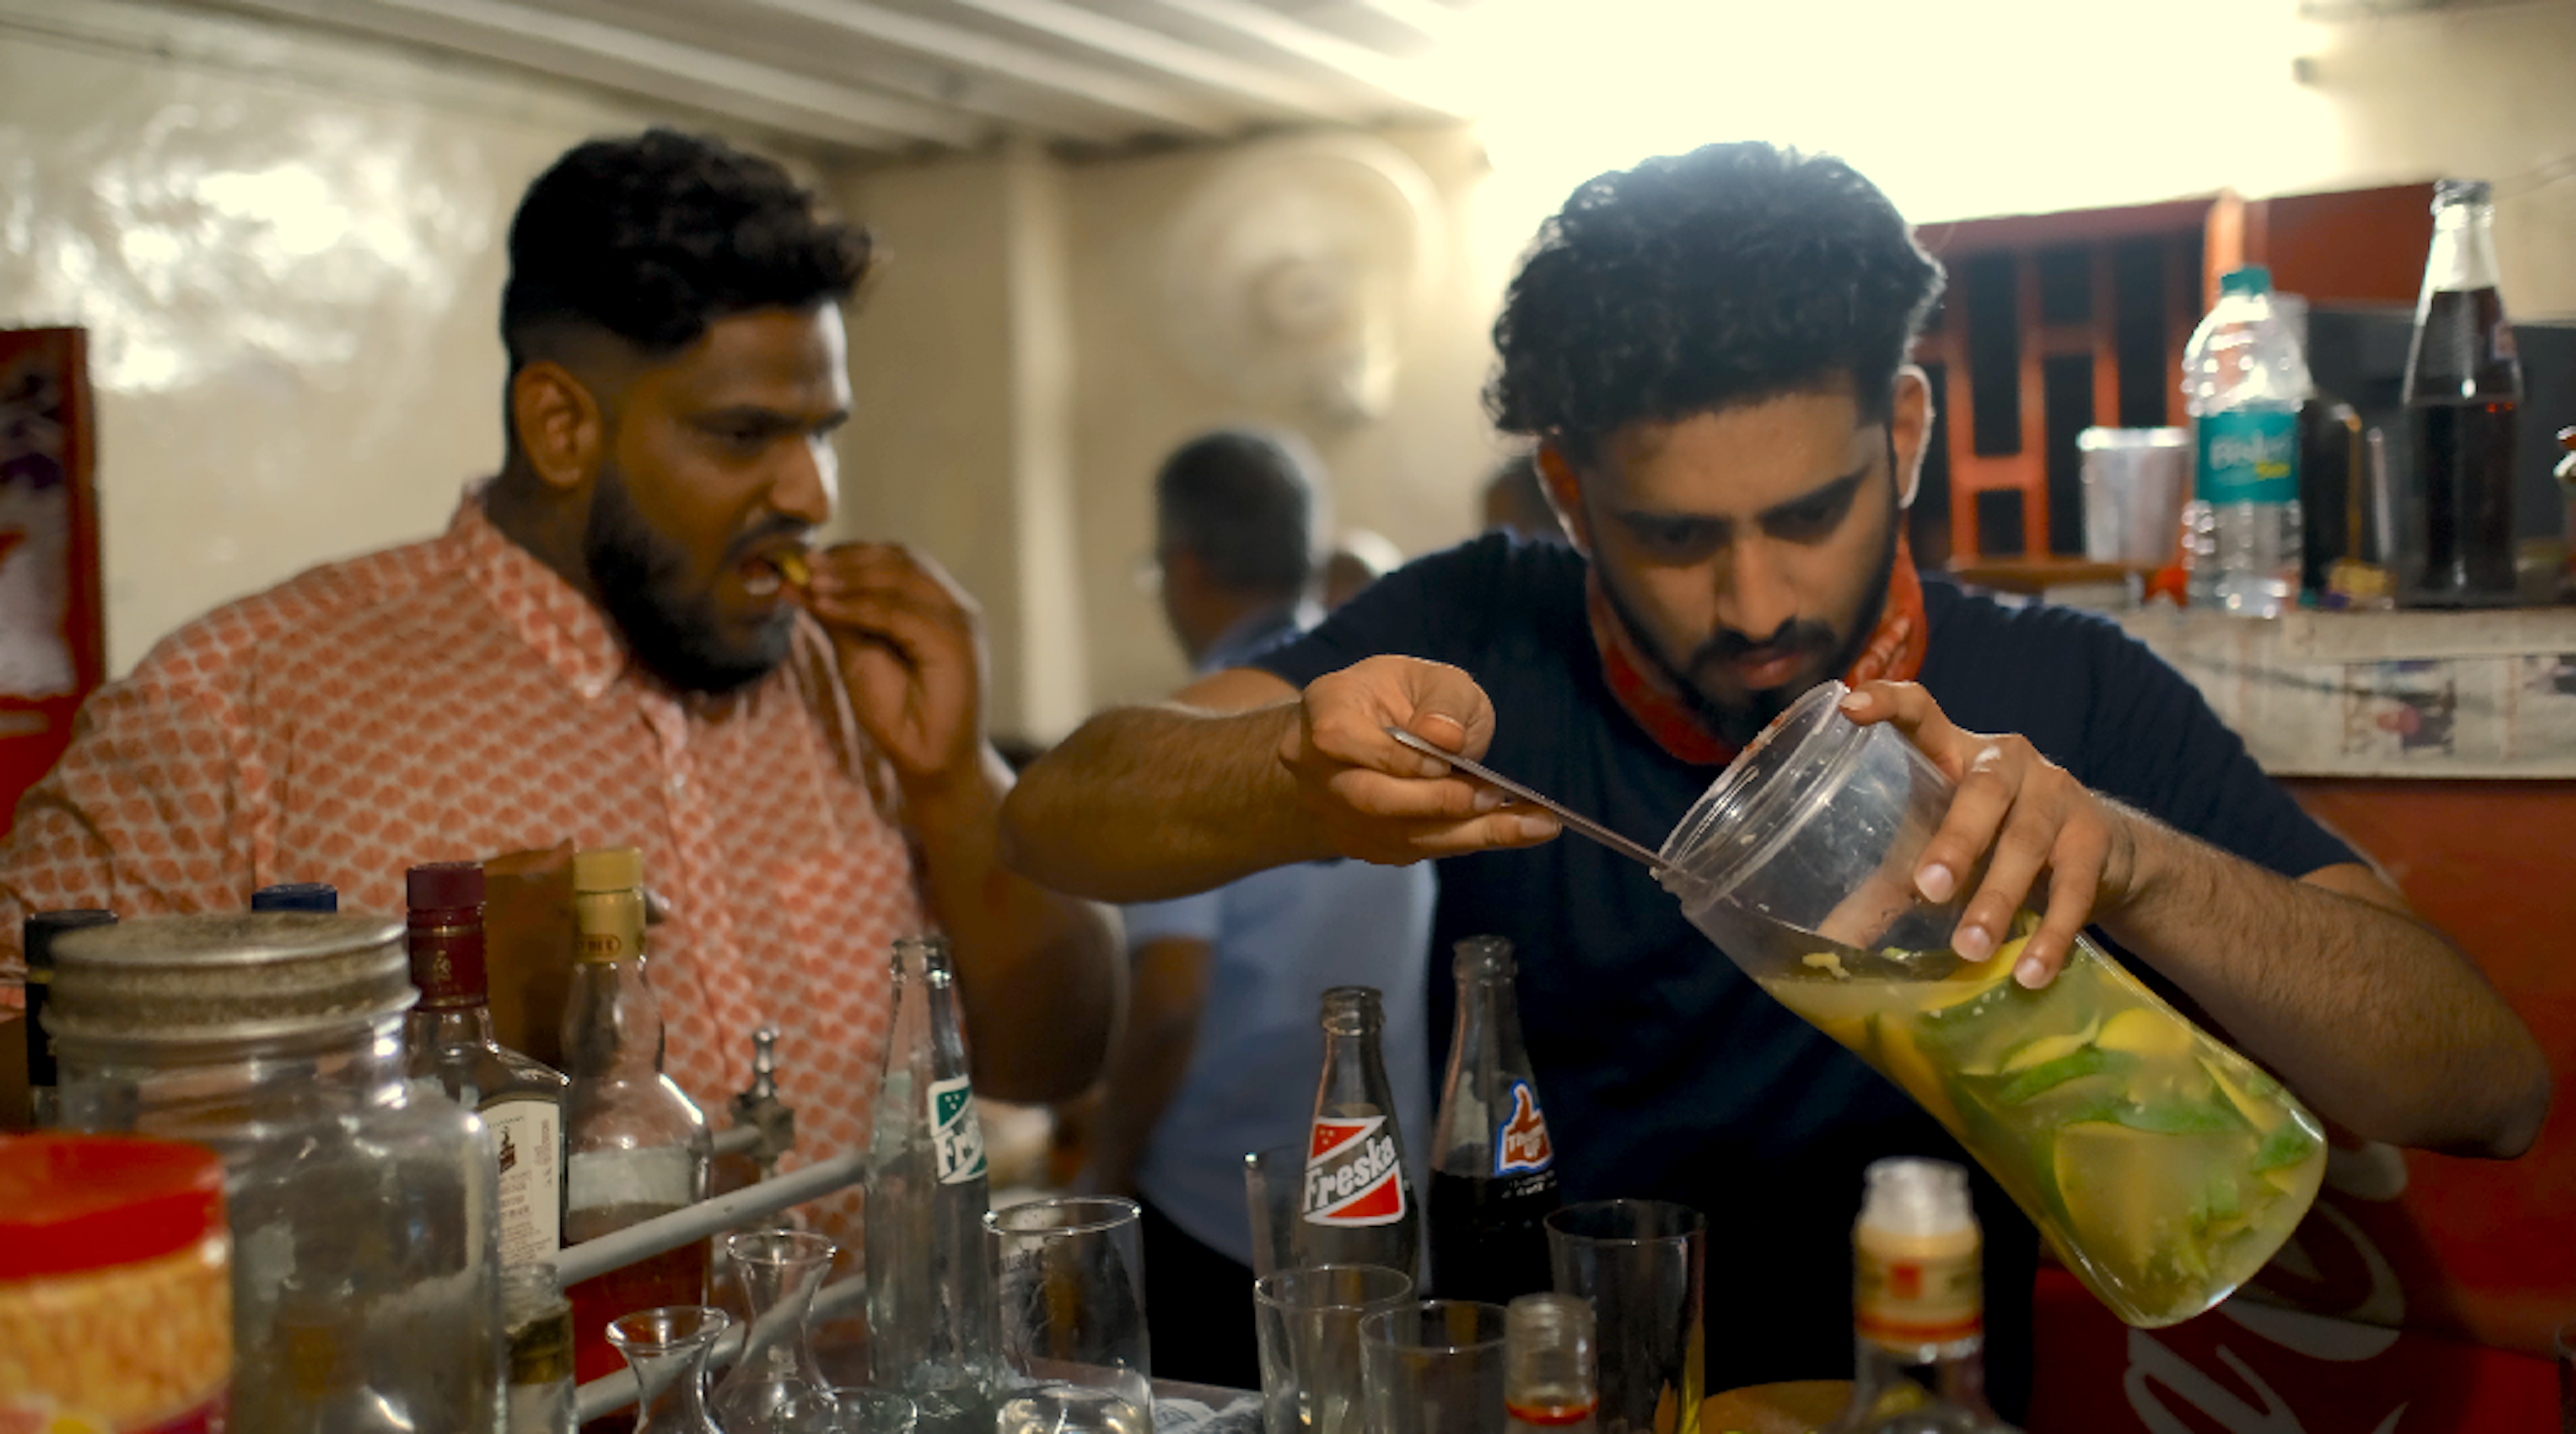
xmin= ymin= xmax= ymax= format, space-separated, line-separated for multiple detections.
xmin=213 ymin=0 xmax=986 ymax=149
xmin=1132 ymin=0 xmax=1466 ymax=114
xmin=942 ymin=0 xmax=1362 ymax=121
xmin=737 ymin=0 xmax=1234 ymax=137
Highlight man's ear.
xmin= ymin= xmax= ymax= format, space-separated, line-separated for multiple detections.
xmin=1890 ymin=365 xmax=1934 ymax=511
xmin=509 ymin=360 xmax=605 ymax=492
xmin=1534 ymin=444 xmax=1593 ymax=557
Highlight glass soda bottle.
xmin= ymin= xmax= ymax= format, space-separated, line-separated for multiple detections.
xmin=402 ymin=860 xmax=570 ymax=1270
xmin=1821 ymin=1158 xmax=2019 ymax=1434
xmin=2182 ymin=264 xmax=2311 ymax=619
xmin=559 ymin=846 xmax=712 ymax=1387
xmin=1429 ymin=937 xmax=1561 ymax=1304
xmin=2401 ymin=178 xmax=2525 ymax=608
xmin=1294 ymin=985 xmax=1420 ymax=1276
xmin=1505 ymin=1292 xmax=1599 ymax=1434
xmin=867 ymin=935 xmax=999 ymax=1433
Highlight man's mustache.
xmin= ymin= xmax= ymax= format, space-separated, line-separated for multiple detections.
xmin=1686 ymin=621 xmax=1837 ymax=674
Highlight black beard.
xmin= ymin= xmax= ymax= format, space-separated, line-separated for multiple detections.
xmin=584 ymin=465 xmax=794 ymax=696
xmin=1597 ymin=489 xmax=1900 ymax=749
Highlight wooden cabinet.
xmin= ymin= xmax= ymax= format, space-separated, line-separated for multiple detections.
xmin=1907 ymin=184 xmax=2434 ymax=583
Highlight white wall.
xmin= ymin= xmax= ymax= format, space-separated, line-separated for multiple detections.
xmin=0 ymin=0 xmax=828 ymax=674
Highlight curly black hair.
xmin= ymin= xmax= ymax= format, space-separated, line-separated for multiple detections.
xmin=1487 ymin=142 xmax=1943 ymax=460
xmin=500 ymin=128 xmax=873 ymax=366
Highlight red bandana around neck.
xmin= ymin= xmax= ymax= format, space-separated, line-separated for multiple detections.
xmin=1587 ymin=539 xmax=1930 ymax=766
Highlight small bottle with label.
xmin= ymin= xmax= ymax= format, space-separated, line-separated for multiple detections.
xmin=1821 ymin=1158 xmax=2019 ymax=1434
xmin=559 ymin=846 xmax=712 ymax=1387
xmin=1430 ymin=937 xmax=1561 ymax=1303
xmin=403 ymin=860 xmax=569 ymax=1270
xmin=866 ymin=935 xmax=998 ymax=1432
xmin=1295 ymin=984 xmax=1421 ymax=1278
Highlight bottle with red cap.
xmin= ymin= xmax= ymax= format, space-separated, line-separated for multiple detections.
xmin=404 ymin=860 xmax=570 ymax=1270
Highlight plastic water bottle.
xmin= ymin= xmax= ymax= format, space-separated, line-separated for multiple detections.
xmin=2182 ymin=265 xmax=2310 ymax=617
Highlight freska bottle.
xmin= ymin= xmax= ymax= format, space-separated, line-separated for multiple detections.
xmin=1294 ymin=985 xmax=1420 ymax=1278
xmin=1429 ymin=936 xmax=1562 ymax=1303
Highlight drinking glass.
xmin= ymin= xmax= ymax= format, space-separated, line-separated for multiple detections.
xmin=606 ymin=1306 xmax=732 ymax=1434
xmin=1361 ymin=1299 xmax=1508 ymax=1434
xmin=1243 ymin=1144 xmax=1304 ymax=1278
xmin=782 ymin=1386 xmax=921 ymax=1433
xmin=714 ymin=1229 xmax=839 ymax=1431
xmin=1253 ymin=1265 xmax=1414 ymax=1434
xmin=987 ymin=1196 xmax=1155 ymax=1419
xmin=994 ymin=1382 xmax=1155 ymax=1433
xmin=1546 ymin=1202 xmax=1704 ymax=1434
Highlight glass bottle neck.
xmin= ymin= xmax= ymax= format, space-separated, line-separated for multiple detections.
xmin=564 ymin=958 xmax=668 ymax=1078
xmin=2424 ymin=199 xmax=2503 ymax=297
xmin=408 ymin=1003 xmax=501 ymax=1053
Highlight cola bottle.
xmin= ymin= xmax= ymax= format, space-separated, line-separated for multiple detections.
xmin=1293 ymin=986 xmax=1420 ymax=1277
xmin=1429 ymin=937 xmax=1562 ymax=1303
xmin=2401 ymin=178 xmax=2524 ymax=608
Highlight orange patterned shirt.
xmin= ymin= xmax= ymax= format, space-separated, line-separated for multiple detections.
xmin=1 ymin=488 xmax=922 ymax=1221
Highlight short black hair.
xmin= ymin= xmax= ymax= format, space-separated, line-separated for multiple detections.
xmin=1487 ymin=142 xmax=1943 ymax=461
xmin=1155 ymin=429 xmax=1322 ymax=599
xmin=501 ymin=128 xmax=873 ymax=368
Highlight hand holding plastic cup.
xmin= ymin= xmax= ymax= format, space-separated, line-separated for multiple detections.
xmin=1655 ymin=680 xmax=2326 ymax=1326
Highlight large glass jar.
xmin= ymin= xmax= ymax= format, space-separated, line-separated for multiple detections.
xmin=48 ymin=912 xmax=504 ymax=1431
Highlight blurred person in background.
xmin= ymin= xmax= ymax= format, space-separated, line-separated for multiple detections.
xmin=1097 ymin=427 xmax=1434 ymax=1386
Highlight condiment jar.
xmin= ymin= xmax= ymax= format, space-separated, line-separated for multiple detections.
xmin=46 ymin=912 xmax=504 ymax=1431
xmin=0 ymin=1133 xmax=231 ymax=1430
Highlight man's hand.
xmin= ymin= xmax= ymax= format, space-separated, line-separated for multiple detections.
xmin=799 ymin=542 xmax=988 ymax=791
xmin=1279 ymin=656 xmax=1560 ymax=865
xmin=1839 ymin=680 xmax=2140 ymax=988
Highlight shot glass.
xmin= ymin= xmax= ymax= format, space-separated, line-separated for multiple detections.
xmin=1546 ymin=1200 xmax=1705 ymax=1434
xmin=987 ymin=1196 xmax=1154 ymax=1419
xmin=1361 ymin=1298 xmax=1509 ymax=1434
xmin=1253 ymin=1265 xmax=1414 ymax=1434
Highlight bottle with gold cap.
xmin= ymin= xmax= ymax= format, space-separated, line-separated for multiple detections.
xmin=559 ymin=846 xmax=713 ymax=1388
xmin=1821 ymin=1158 xmax=2019 ymax=1434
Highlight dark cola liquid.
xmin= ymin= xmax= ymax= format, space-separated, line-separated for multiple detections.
xmin=2404 ymin=287 xmax=2522 ymax=607
xmin=1428 ymin=1168 xmax=1560 ymax=1304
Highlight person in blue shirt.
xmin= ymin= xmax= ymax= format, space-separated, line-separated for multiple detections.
xmin=1087 ymin=429 xmax=1435 ymax=1388
xmin=1005 ymin=146 xmax=2548 ymax=1412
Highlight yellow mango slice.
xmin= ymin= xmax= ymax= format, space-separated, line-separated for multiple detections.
xmin=2098 ymin=1007 xmax=2194 ymax=1060
xmin=2201 ymin=1056 xmax=2286 ymax=1135
xmin=2002 ymin=1015 xmax=2103 ymax=1074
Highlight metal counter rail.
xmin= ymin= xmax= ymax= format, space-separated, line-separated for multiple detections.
xmin=547 ymin=1149 xmax=866 ymax=1288
xmin=572 ymin=1270 xmax=869 ymax=1419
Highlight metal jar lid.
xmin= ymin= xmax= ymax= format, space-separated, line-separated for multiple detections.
xmin=45 ymin=912 xmax=416 ymax=1047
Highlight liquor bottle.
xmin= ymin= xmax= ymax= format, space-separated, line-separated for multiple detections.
xmin=2400 ymin=178 xmax=2526 ymax=609
xmin=402 ymin=860 xmax=570 ymax=1270
xmin=1294 ymin=984 xmax=1420 ymax=1276
xmin=1821 ymin=1158 xmax=2019 ymax=1434
xmin=251 ymin=882 xmax=339 ymax=912
xmin=1430 ymin=936 xmax=1561 ymax=1303
xmin=21 ymin=909 xmax=114 ymax=1127
xmin=867 ymin=935 xmax=999 ymax=1433
xmin=1505 ymin=1292 xmax=1599 ymax=1434
xmin=559 ymin=846 xmax=712 ymax=1387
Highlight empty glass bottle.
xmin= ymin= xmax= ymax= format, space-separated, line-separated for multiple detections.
xmin=867 ymin=935 xmax=998 ymax=1433
xmin=1295 ymin=986 xmax=1419 ymax=1277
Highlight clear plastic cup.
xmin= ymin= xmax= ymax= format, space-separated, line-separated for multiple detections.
xmin=1656 ymin=680 xmax=2326 ymax=1327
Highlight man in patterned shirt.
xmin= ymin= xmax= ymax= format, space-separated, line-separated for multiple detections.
xmin=0 ymin=130 xmax=1119 ymax=1184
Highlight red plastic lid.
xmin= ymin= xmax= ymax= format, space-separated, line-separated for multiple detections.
xmin=0 ymin=1133 xmax=227 ymax=1278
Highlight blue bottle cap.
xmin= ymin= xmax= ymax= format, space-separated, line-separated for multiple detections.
xmin=250 ymin=882 xmax=339 ymax=913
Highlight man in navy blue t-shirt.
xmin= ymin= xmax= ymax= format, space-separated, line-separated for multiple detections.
xmin=1003 ymin=144 xmax=2548 ymax=1411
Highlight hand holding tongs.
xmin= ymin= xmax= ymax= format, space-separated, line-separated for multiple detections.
xmin=1383 ymin=725 xmax=1679 ymax=879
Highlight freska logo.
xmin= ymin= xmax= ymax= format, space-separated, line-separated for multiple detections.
xmin=1305 ymin=1114 xmax=1407 ymax=1225
xmin=1495 ymin=1081 xmax=1553 ymax=1176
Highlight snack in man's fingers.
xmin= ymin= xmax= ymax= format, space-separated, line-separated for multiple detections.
xmin=745 ymin=547 xmax=812 ymax=598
